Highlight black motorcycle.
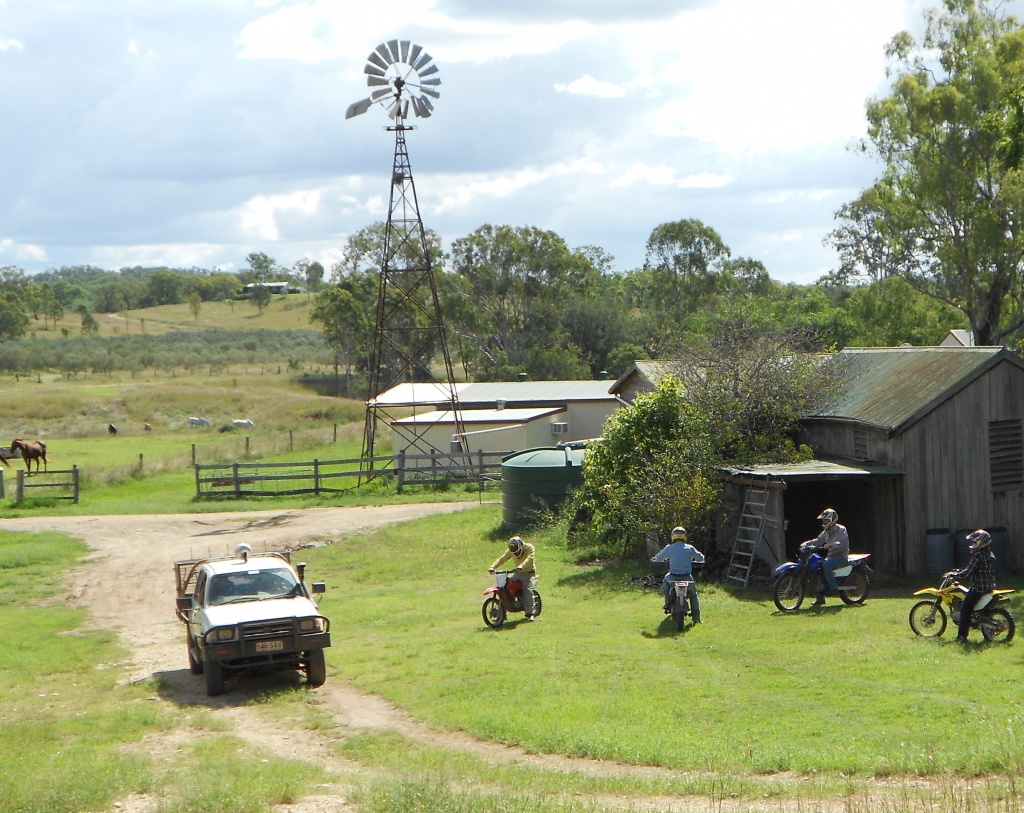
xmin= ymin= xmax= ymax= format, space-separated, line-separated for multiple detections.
xmin=772 ymin=540 xmax=871 ymax=612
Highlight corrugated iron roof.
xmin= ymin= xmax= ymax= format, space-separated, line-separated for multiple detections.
xmin=371 ymin=380 xmax=616 ymax=407
xmin=391 ymin=407 xmax=564 ymax=425
xmin=723 ymin=456 xmax=903 ymax=479
xmin=608 ymin=359 xmax=687 ymax=394
xmin=806 ymin=347 xmax=1018 ymax=435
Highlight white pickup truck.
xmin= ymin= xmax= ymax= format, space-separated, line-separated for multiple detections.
xmin=174 ymin=544 xmax=331 ymax=696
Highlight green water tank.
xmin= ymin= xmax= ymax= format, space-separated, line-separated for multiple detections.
xmin=501 ymin=446 xmax=586 ymax=531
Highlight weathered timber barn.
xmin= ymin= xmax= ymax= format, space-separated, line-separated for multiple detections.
xmin=793 ymin=347 xmax=1024 ymax=576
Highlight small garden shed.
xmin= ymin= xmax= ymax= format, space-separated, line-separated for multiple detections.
xmin=795 ymin=347 xmax=1024 ymax=576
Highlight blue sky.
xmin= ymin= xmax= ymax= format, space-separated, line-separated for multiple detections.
xmin=0 ymin=0 xmax=985 ymax=281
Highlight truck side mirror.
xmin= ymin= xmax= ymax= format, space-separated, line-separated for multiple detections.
xmin=311 ymin=582 xmax=326 ymax=595
xmin=176 ymin=596 xmax=193 ymax=612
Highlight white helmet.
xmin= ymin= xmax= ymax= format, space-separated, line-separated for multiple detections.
xmin=817 ymin=509 xmax=838 ymax=529
xmin=967 ymin=529 xmax=991 ymax=552
xmin=671 ymin=526 xmax=688 ymax=543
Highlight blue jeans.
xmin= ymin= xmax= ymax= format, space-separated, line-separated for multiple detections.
xmin=663 ymin=574 xmax=701 ymax=622
xmin=822 ymin=555 xmax=848 ymax=592
xmin=958 ymin=589 xmax=984 ymax=640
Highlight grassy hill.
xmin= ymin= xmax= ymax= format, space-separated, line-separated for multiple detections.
xmin=27 ymin=293 xmax=319 ymax=340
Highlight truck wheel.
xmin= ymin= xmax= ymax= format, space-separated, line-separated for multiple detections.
xmin=306 ymin=650 xmax=326 ymax=688
xmin=204 ymin=658 xmax=225 ymax=696
xmin=187 ymin=634 xmax=203 ymax=675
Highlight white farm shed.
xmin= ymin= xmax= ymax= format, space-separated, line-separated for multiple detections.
xmin=372 ymin=380 xmax=620 ymax=455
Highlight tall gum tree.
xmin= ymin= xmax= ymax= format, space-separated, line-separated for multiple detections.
xmin=831 ymin=1 xmax=1024 ymax=346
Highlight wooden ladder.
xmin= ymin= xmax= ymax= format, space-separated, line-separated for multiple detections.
xmin=726 ymin=477 xmax=772 ymax=587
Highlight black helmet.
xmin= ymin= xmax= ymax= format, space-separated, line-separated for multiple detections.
xmin=967 ymin=529 xmax=991 ymax=552
xmin=508 ymin=536 xmax=524 ymax=556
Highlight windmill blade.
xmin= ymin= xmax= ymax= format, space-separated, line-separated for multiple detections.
xmin=388 ymin=100 xmax=400 ymax=119
xmin=371 ymin=88 xmax=392 ymax=100
xmin=408 ymin=43 xmax=423 ymax=66
xmin=412 ymin=51 xmax=432 ymax=71
xmin=420 ymin=77 xmax=441 ymax=86
xmin=418 ymin=63 xmax=439 ymax=78
xmin=364 ymin=64 xmax=386 ymax=78
xmin=367 ymin=50 xmax=389 ymax=71
xmin=410 ymin=96 xmax=424 ymax=117
xmin=386 ymin=40 xmax=401 ymax=62
xmin=345 ymin=98 xmax=372 ymax=119
xmin=402 ymin=99 xmax=410 ymax=119
xmin=420 ymin=96 xmax=434 ymax=112
xmin=399 ymin=40 xmax=411 ymax=62
xmin=420 ymin=86 xmax=440 ymax=99
xmin=414 ymin=96 xmax=432 ymax=117
xmin=374 ymin=43 xmax=394 ymax=64
xmin=367 ymin=76 xmax=389 ymax=87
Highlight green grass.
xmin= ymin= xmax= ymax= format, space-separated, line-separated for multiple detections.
xmin=300 ymin=505 xmax=1024 ymax=777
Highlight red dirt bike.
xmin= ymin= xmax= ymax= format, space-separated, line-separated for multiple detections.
xmin=482 ymin=570 xmax=542 ymax=629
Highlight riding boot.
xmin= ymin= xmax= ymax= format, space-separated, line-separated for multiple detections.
xmin=813 ymin=592 xmax=825 ymax=606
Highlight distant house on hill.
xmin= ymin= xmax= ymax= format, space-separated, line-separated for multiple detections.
xmin=372 ymin=380 xmax=621 ymax=455
xmin=243 ymin=281 xmax=293 ymax=295
xmin=719 ymin=347 xmax=1024 ymax=577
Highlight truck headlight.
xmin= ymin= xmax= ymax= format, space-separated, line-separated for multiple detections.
xmin=298 ymin=618 xmax=324 ymax=633
xmin=205 ymin=627 xmax=236 ymax=644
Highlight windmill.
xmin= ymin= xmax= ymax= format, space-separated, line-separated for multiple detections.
xmin=347 ymin=40 xmax=468 ymax=481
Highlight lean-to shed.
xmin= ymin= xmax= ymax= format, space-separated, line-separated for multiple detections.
xmin=794 ymin=347 xmax=1024 ymax=575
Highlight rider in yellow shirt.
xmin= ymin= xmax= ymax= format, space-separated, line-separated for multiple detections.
xmin=489 ymin=536 xmax=539 ymax=620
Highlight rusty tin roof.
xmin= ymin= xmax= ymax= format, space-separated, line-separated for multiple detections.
xmin=805 ymin=347 xmax=1024 ymax=435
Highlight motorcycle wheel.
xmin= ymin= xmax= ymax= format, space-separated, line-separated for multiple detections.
xmin=909 ymin=600 xmax=947 ymax=637
xmin=839 ymin=570 xmax=870 ymax=605
xmin=773 ymin=574 xmax=804 ymax=613
xmin=531 ymin=590 xmax=542 ymax=618
xmin=672 ymin=605 xmax=686 ymax=631
xmin=482 ymin=597 xmax=506 ymax=629
xmin=981 ymin=608 xmax=1015 ymax=643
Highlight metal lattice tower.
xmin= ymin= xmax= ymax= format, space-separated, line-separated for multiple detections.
xmin=346 ymin=41 xmax=467 ymax=477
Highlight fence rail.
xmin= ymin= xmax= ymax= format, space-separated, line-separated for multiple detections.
xmin=14 ymin=466 xmax=80 ymax=504
xmin=194 ymin=450 xmax=511 ymax=498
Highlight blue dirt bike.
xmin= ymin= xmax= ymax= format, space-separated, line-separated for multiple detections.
xmin=772 ymin=540 xmax=871 ymax=612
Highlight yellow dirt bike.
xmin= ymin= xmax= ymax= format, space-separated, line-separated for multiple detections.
xmin=908 ymin=576 xmax=1016 ymax=642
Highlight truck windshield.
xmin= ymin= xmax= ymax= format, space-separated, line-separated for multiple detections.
xmin=207 ymin=568 xmax=300 ymax=605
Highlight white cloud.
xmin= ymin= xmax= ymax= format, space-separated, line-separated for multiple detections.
xmin=0 ymin=38 xmax=24 ymax=52
xmin=554 ymin=74 xmax=626 ymax=98
xmin=240 ymin=190 xmax=321 ymax=241
xmin=610 ymin=162 xmax=732 ymax=189
xmin=426 ymin=159 xmax=597 ymax=214
xmin=0 ymin=238 xmax=47 ymax=261
xmin=127 ymin=39 xmax=139 ymax=55
xmin=90 ymin=243 xmax=226 ymax=268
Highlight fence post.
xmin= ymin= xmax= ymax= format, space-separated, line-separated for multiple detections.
xmin=191 ymin=444 xmax=196 ymax=466
xmin=431 ymin=448 xmax=437 ymax=483
xmin=245 ymin=436 xmax=250 ymax=457
xmin=138 ymin=453 xmax=143 ymax=471
xmin=314 ymin=459 xmax=320 ymax=496
xmin=16 ymin=469 xmax=23 ymax=504
xmin=0 ymin=468 xmax=4 ymax=499
xmin=289 ymin=429 xmax=293 ymax=451
xmin=194 ymin=464 xmax=201 ymax=498
xmin=333 ymin=423 xmax=337 ymax=443
xmin=232 ymin=462 xmax=241 ymax=500
xmin=396 ymin=449 xmax=406 ymax=494
xmin=477 ymin=449 xmax=485 ymax=491
xmin=72 ymin=465 xmax=79 ymax=504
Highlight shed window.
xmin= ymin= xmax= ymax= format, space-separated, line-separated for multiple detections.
xmin=989 ymin=419 xmax=1024 ymax=491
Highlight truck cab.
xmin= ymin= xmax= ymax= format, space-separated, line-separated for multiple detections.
xmin=175 ymin=544 xmax=331 ymax=696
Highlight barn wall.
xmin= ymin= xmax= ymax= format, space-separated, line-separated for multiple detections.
xmin=898 ymin=360 xmax=1024 ymax=574
xmin=565 ymin=401 xmax=620 ymax=440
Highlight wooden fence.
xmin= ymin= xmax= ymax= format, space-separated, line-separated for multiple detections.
xmin=194 ymin=450 xmax=510 ymax=499
xmin=12 ymin=466 xmax=80 ymax=504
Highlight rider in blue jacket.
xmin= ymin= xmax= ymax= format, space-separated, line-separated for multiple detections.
xmin=652 ymin=526 xmax=705 ymax=623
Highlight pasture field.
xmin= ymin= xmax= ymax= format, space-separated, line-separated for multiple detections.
xmin=305 ymin=505 xmax=1024 ymax=777
xmin=30 ymin=293 xmax=318 ymax=339
xmin=0 ymin=371 xmax=482 ymax=515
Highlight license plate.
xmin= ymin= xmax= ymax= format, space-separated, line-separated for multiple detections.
xmin=256 ymin=640 xmax=285 ymax=653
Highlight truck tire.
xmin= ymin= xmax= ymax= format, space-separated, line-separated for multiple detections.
xmin=306 ymin=649 xmax=326 ymax=688
xmin=204 ymin=658 xmax=225 ymax=696
xmin=187 ymin=634 xmax=203 ymax=675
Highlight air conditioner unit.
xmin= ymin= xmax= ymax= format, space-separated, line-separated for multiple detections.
xmin=550 ymin=422 xmax=569 ymax=435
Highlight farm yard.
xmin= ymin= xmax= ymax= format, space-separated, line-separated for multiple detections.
xmin=4 ymin=504 xmax=1024 ymax=813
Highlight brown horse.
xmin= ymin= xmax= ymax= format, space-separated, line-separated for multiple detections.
xmin=9 ymin=439 xmax=47 ymax=472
